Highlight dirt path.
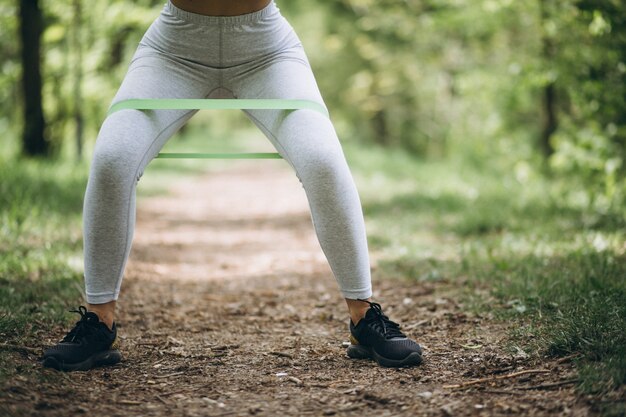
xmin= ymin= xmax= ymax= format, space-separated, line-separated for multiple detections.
xmin=6 ymin=162 xmax=595 ymax=416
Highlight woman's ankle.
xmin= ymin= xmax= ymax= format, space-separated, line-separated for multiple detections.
xmin=345 ymin=298 xmax=371 ymax=325
xmin=86 ymin=301 xmax=116 ymax=331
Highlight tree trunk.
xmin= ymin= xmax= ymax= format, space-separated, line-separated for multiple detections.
xmin=371 ymin=109 xmax=389 ymax=146
xmin=539 ymin=0 xmax=557 ymax=158
xmin=72 ymin=0 xmax=84 ymax=160
xmin=540 ymin=80 xmax=557 ymax=158
xmin=19 ymin=0 xmax=48 ymax=156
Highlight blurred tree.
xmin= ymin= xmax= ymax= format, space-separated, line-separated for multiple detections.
xmin=539 ymin=0 xmax=557 ymax=158
xmin=71 ymin=0 xmax=84 ymax=159
xmin=541 ymin=0 xmax=626 ymax=208
xmin=19 ymin=0 xmax=48 ymax=156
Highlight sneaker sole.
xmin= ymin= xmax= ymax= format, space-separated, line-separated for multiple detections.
xmin=41 ymin=350 xmax=122 ymax=372
xmin=346 ymin=344 xmax=423 ymax=368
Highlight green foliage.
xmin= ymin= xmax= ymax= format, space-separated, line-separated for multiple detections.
xmin=537 ymin=0 xmax=626 ymax=214
xmin=0 ymin=2 xmax=21 ymax=150
xmin=1 ymin=0 xmax=162 ymax=157
xmin=281 ymin=0 xmax=626 ymax=210
xmin=4 ymin=0 xmax=624 ymax=205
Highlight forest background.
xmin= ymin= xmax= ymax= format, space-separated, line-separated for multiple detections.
xmin=1 ymin=0 xmax=625 ymax=412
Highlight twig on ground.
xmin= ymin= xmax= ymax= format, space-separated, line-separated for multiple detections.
xmin=339 ymin=404 xmax=363 ymax=412
xmin=480 ymin=389 xmax=527 ymax=396
xmin=443 ymin=369 xmax=551 ymax=389
xmin=136 ymin=341 xmax=160 ymax=346
xmin=519 ymin=379 xmax=579 ymax=390
xmin=154 ymin=371 xmax=185 ymax=379
xmin=118 ymin=400 xmax=142 ymax=405
xmin=309 ymin=383 xmax=330 ymax=388
xmin=0 ymin=343 xmax=40 ymax=355
xmin=160 ymin=391 xmax=186 ymax=397
xmin=288 ymin=376 xmax=303 ymax=386
xmin=328 ymin=379 xmax=351 ymax=388
xmin=269 ymin=351 xmax=294 ymax=359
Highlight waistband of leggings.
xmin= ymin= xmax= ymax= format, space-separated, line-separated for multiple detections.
xmin=165 ymin=1 xmax=278 ymax=25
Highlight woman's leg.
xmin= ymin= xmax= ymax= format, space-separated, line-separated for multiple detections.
xmin=232 ymin=57 xmax=422 ymax=368
xmin=231 ymin=59 xmax=373 ymax=321
xmin=83 ymin=47 xmax=213 ymax=326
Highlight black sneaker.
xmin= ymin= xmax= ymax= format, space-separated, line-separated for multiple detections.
xmin=347 ymin=300 xmax=423 ymax=367
xmin=41 ymin=306 xmax=121 ymax=371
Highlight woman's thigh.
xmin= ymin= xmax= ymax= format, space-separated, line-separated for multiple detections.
xmin=230 ymin=56 xmax=344 ymax=168
xmin=94 ymin=46 xmax=217 ymax=179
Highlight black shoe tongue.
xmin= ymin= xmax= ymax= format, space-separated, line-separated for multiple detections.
xmin=365 ymin=307 xmax=384 ymax=320
xmin=84 ymin=311 xmax=101 ymax=323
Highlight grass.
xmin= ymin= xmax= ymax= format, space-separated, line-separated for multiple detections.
xmin=0 ymin=155 xmax=88 ymax=382
xmin=343 ymin=141 xmax=626 ymax=402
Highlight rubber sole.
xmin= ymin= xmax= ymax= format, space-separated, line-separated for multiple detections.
xmin=41 ymin=350 xmax=122 ymax=372
xmin=347 ymin=344 xmax=423 ymax=368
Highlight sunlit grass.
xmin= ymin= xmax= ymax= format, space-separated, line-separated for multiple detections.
xmin=344 ymin=141 xmax=626 ymax=396
xmin=0 ymin=155 xmax=88 ymax=382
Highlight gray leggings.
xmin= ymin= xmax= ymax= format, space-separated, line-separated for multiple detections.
xmin=84 ymin=1 xmax=372 ymax=303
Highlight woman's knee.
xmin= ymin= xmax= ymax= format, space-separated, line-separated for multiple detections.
xmin=295 ymin=143 xmax=352 ymax=189
xmin=90 ymin=113 xmax=147 ymax=185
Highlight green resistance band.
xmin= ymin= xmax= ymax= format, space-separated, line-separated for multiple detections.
xmin=107 ymin=98 xmax=329 ymax=160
